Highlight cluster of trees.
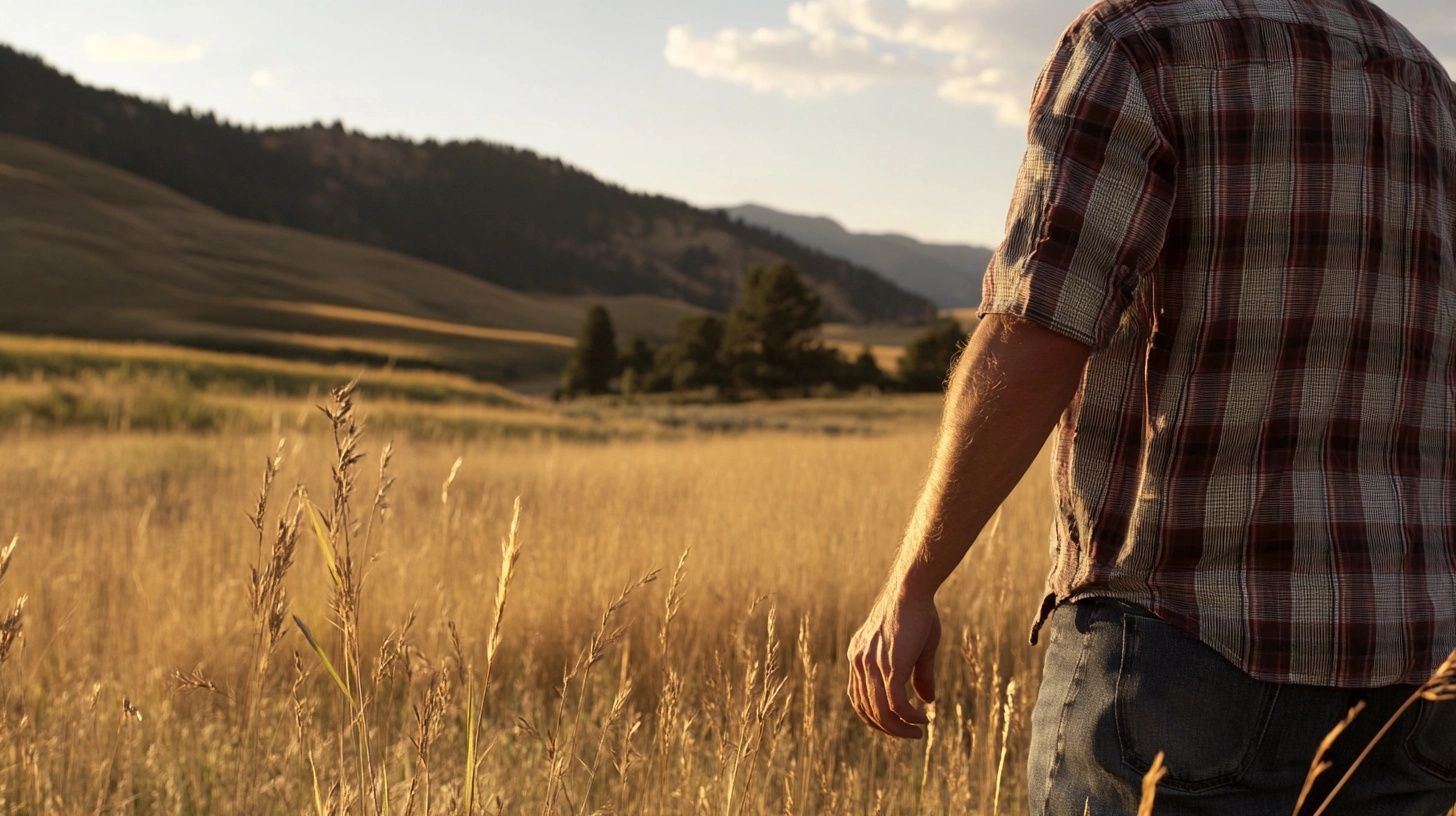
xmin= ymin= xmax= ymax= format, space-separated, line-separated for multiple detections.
xmin=560 ymin=263 xmax=970 ymax=398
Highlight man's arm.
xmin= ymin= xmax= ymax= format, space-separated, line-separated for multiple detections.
xmin=847 ymin=313 xmax=1090 ymax=738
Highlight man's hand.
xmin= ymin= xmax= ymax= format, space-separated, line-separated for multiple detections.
xmin=847 ymin=588 xmax=941 ymax=739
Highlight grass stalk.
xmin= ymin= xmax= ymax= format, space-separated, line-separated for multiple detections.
xmin=541 ymin=569 xmax=657 ymax=814
xmin=1135 ymin=752 xmax=1167 ymax=816
xmin=465 ymin=496 xmax=524 ymax=815
xmin=0 ymin=536 xmax=24 ymax=670
xmin=1292 ymin=701 xmax=1365 ymax=815
xmin=992 ymin=679 xmax=1018 ymax=816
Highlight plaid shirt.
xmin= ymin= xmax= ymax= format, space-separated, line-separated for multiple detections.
xmin=981 ymin=0 xmax=1456 ymax=686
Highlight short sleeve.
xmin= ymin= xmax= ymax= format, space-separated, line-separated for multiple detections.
xmin=979 ymin=16 xmax=1177 ymax=349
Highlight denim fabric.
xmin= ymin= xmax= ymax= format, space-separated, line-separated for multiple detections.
xmin=1027 ymin=599 xmax=1456 ymax=815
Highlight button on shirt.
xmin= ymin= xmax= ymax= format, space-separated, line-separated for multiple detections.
xmin=980 ymin=0 xmax=1456 ymax=687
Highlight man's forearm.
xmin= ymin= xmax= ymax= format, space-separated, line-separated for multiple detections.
xmin=886 ymin=314 xmax=1091 ymax=599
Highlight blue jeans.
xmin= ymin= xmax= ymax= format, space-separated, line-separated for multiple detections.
xmin=1027 ymin=599 xmax=1456 ymax=815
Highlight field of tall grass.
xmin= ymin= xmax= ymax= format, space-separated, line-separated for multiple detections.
xmin=1 ymin=351 xmax=1451 ymax=815
xmin=0 ymin=368 xmax=1059 ymax=815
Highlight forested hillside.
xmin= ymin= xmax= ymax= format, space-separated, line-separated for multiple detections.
xmin=0 ymin=44 xmax=935 ymax=324
xmin=0 ymin=133 xmax=718 ymax=382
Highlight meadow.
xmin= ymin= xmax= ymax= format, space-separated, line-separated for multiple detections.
xmin=0 ymin=339 xmax=1054 ymax=815
xmin=1 ymin=338 xmax=1448 ymax=816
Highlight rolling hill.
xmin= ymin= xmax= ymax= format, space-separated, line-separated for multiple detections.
xmin=0 ymin=43 xmax=936 ymax=325
xmin=0 ymin=133 xmax=706 ymax=383
xmin=725 ymin=204 xmax=994 ymax=309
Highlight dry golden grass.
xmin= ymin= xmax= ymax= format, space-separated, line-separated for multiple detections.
xmin=0 ymin=373 xmax=1448 ymax=815
xmin=0 ymin=333 xmax=540 ymax=405
xmin=242 ymin=301 xmax=576 ymax=349
xmin=0 ymin=379 xmax=1054 ymax=815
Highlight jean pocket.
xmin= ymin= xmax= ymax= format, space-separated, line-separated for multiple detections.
xmin=1115 ymin=613 xmax=1277 ymax=791
xmin=1405 ymin=699 xmax=1456 ymax=782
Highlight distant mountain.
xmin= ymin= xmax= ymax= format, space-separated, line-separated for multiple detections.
xmin=725 ymin=204 xmax=994 ymax=309
xmin=0 ymin=44 xmax=935 ymax=324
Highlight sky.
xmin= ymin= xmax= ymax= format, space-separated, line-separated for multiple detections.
xmin=2 ymin=0 xmax=1453 ymax=249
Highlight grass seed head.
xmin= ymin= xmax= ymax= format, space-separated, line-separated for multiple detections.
xmin=1419 ymin=649 xmax=1456 ymax=702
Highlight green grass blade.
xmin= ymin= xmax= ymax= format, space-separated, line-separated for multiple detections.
xmin=293 ymin=615 xmax=355 ymax=708
xmin=381 ymin=763 xmax=391 ymax=816
xmin=301 ymin=498 xmax=341 ymax=587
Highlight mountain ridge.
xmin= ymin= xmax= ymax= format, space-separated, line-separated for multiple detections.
xmin=724 ymin=204 xmax=993 ymax=309
xmin=0 ymin=43 xmax=936 ymax=325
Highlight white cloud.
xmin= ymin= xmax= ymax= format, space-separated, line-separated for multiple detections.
xmin=84 ymin=32 xmax=206 ymax=65
xmin=666 ymin=0 xmax=1090 ymax=125
xmin=251 ymin=69 xmax=280 ymax=89
xmin=788 ymin=0 xmax=984 ymax=54
xmin=937 ymin=69 xmax=1024 ymax=126
xmin=672 ymin=1 xmax=1456 ymax=125
xmin=665 ymin=24 xmax=930 ymax=97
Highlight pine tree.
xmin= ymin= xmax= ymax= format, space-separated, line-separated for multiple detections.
xmin=898 ymin=319 xmax=966 ymax=392
xmin=852 ymin=345 xmax=885 ymax=389
xmin=721 ymin=263 xmax=824 ymax=390
xmin=560 ymin=304 xmax=618 ymax=396
xmin=656 ymin=314 xmax=727 ymax=391
xmin=618 ymin=337 xmax=656 ymax=395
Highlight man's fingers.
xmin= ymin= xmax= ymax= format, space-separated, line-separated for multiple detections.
xmin=911 ymin=656 xmax=937 ymax=706
xmin=848 ymin=640 xmax=923 ymax=738
xmin=847 ymin=599 xmax=941 ymax=740
xmin=848 ymin=652 xmax=884 ymax=732
xmin=864 ymin=664 xmax=924 ymax=739
xmin=911 ymin=626 xmax=939 ymax=704
xmin=847 ymin=663 xmax=872 ymax=727
xmin=877 ymin=651 xmax=929 ymax=726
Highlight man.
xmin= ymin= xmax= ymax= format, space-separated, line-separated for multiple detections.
xmin=847 ymin=0 xmax=1456 ymax=813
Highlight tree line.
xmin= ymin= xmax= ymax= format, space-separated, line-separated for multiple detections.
xmin=559 ymin=263 xmax=970 ymax=398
